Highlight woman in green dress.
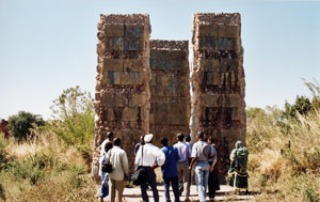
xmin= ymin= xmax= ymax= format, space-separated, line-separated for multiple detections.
xmin=228 ymin=141 xmax=249 ymax=192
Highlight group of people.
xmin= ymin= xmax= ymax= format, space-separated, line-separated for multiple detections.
xmin=98 ymin=131 xmax=248 ymax=202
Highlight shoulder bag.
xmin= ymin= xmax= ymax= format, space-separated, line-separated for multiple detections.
xmin=130 ymin=146 xmax=145 ymax=185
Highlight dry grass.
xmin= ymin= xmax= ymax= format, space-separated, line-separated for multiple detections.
xmin=0 ymin=130 xmax=97 ymax=202
xmin=247 ymin=108 xmax=320 ymax=201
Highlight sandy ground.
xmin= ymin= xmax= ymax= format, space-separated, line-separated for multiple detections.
xmin=102 ymin=184 xmax=255 ymax=202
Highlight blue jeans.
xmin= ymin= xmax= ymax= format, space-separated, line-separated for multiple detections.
xmin=140 ymin=167 xmax=159 ymax=202
xmin=99 ymin=172 xmax=109 ymax=198
xmin=163 ymin=176 xmax=180 ymax=202
xmin=194 ymin=161 xmax=210 ymax=202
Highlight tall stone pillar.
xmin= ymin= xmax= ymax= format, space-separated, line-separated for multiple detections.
xmin=94 ymin=14 xmax=151 ymax=171
xmin=191 ymin=13 xmax=246 ymax=173
xmin=149 ymin=40 xmax=190 ymax=145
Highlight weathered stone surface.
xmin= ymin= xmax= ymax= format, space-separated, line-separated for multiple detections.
xmin=191 ymin=13 xmax=246 ymax=173
xmin=93 ymin=14 xmax=150 ymax=174
xmin=128 ymin=93 xmax=146 ymax=107
xmin=149 ymin=40 xmax=190 ymax=144
xmin=200 ymin=93 xmax=221 ymax=107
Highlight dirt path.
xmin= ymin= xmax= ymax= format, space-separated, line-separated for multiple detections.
xmin=120 ymin=184 xmax=255 ymax=202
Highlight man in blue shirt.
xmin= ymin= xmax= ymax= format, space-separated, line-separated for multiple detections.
xmin=161 ymin=137 xmax=180 ymax=202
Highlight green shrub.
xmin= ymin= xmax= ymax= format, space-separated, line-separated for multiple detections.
xmin=7 ymin=111 xmax=45 ymax=143
xmin=8 ymin=153 xmax=52 ymax=185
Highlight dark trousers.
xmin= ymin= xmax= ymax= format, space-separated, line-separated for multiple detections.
xmin=208 ymin=164 xmax=220 ymax=199
xmin=140 ymin=167 xmax=159 ymax=202
xmin=163 ymin=176 xmax=180 ymax=202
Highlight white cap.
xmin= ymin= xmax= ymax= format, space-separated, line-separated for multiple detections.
xmin=144 ymin=133 xmax=154 ymax=143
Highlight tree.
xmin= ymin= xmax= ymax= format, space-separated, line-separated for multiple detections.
xmin=49 ymin=86 xmax=94 ymax=164
xmin=283 ymin=96 xmax=312 ymax=120
xmin=8 ymin=111 xmax=45 ymax=143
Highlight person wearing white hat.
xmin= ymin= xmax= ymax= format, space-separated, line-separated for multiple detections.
xmin=134 ymin=133 xmax=165 ymax=202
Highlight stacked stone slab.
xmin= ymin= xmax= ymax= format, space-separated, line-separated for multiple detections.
xmin=191 ymin=13 xmax=246 ymax=173
xmin=149 ymin=40 xmax=190 ymax=145
xmin=94 ymin=14 xmax=151 ymax=170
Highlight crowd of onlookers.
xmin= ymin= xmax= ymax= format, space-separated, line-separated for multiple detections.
xmin=97 ymin=131 xmax=248 ymax=202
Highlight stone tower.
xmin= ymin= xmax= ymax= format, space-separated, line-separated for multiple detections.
xmin=191 ymin=13 xmax=246 ymax=172
xmin=94 ymin=14 xmax=151 ymax=169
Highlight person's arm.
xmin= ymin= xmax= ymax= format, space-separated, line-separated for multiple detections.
xmin=175 ymin=147 xmax=180 ymax=162
xmin=189 ymin=144 xmax=197 ymax=170
xmin=209 ymin=147 xmax=217 ymax=172
xmin=230 ymin=149 xmax=236 ymax=162
xmin=134 ymin=147 xmax=142 ymax=168
xmin=189 ymin=157 xmax=196 ymax=170
xmin=122 ymin=152 xmax=129 ymax=176
xmin=156 ymin=147 xmax=165 ymax=167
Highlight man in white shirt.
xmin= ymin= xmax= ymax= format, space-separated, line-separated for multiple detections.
xmin=173 ymin=133 xmax=191 ymax=201
xmin=108 ymin=138 xmax=129 ymax=202
xmin=134 ymin=133 xmax=165 ymax=202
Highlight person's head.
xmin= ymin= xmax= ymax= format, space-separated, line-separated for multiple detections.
xmin=197 ymin=131 xmax=205 ymax=140
xmin=208 ymin=136 xmax=214 ymax=144
xmin=144 ymin=133 xmax=154 ymax=143
xmin=104 ymin=142 xmax=113 ymax=153
xmin=107 ymin=131 xmax=114 ymax=140
xmin=176 ymin=133 xmax=185 ymax=142
xmin=160 ymin=137 xmax=168 ymax=146
xmin=113 ymin=137 xmax=121 ymax=146
xmin=235 ymin=140 xmax=242 ymax=149
xmin=185 ymin=135 xmax=191 ymax=143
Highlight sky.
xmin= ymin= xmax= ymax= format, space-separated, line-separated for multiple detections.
xmin=0 ymin=0 xmax=319 ymax=120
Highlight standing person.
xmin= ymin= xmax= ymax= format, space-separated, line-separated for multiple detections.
xmin=108 ymin=138 xmax=129 ymax=202
xmin=207 ymin=137 xmax=220 ymax=201
xmin=160 ymin=137 xmax=180 ymax=202
xmin=99 ymin=142 xmax=113 ymax=202
xmin=185 ymin=134 xmax=193 ymax=200
xmin=189 ymin=131 xmax=214 ymax=202
xmin=134 ymin=134 xmax=165 ymax=202
xmin=101 ymin=131 xmax=114 ymax=155
xmin=173 ymin=133 xmax=191 ymax=201
xmin=228 ymin=140 xmax=249 ymax=192
xmin=184 ymin=135 xmax=192 ymax=156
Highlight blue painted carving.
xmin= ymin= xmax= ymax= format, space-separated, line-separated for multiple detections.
xmin=125 ymin=27 xmax=144 ymax=51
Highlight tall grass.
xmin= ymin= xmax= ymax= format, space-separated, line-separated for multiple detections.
xmin=247 ymin=107 xmax=320 ymax=201
xmin=0 ymin=129 xmax=97 ymax=202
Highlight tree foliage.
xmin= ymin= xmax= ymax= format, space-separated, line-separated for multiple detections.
xmin=283 ymin=96 xmax=313 ymax=120
xmin=49 ymin=86 xmax=94 ymax=161
xmin=7 ymin=111 xmax=45 ymax=142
